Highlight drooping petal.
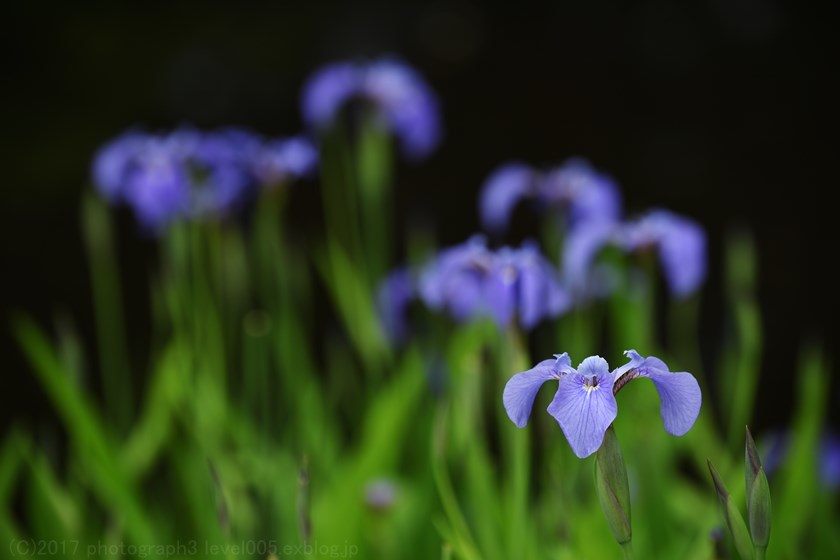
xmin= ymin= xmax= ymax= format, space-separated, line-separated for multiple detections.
xmin=563 ymin=219 xmax=617 ymax=294
xmin=540 ymin=158 xmax=622 ymax=227
xmin=626 ymin=351 xmax=701 ymax=436
xmin=483 ymin=264 xmax=517 ymax=329
xmin=619 ymin=210 xmax=707 ymax=298
xmin=364 ymin=59 xmax=441 ymax=160
xmin=300 ymin=62 xmax=363 ymax=129
xmin=547 ymin=370 xmax=618 ymax=458
xmin=479 ymin=163 xmax=535 ymax=234
xmin=503 ymin=360 xmax=562 ymax=428
xmin=514 ymin=241 xmax=570 ymax=329
xmin=653 ymin=211 xmax=707 ymax=297
xmin=92 ymin=131 xmax=147 ymax=202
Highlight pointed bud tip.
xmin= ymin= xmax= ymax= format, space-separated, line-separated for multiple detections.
xmin=707 ymin=459 xmax=729 ymax=499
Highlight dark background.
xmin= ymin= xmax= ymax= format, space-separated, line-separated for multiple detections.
xmin=3 ymin=1 xmax=838 ymax=435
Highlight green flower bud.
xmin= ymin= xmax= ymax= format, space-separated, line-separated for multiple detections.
xmin=595 ymin=425 xmax=632 ymax=545
xmin=708 ymin=460 xmax=755 ymax=560
xmin=745 ymin=427 xmax=771 ymax=552
xmin=745 ymin=426 xmax=762 ymax=501
xmin=748 ymin=466 xmax=771 ymax=550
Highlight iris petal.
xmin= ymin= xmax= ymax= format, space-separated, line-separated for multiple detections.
xmin=479 ymin=163 xmax=534 ymax=234
xmin=621 ymin=350 xmax=701 ymax=436
xmin=547 ymin=371 xmax=617 ymax=458
xmin=503 ymin=360 xmax=562 ymax=428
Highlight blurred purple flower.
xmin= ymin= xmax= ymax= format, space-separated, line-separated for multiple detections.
xmin=539 ymin=159 xmax=622 ymax=227
xmin=479 ymin=158 xmax=621 ymax=235
xmin=255 ymin=137 xmax=319 ymax=186
xmin=364 ymin=479 xmax=398 ymax=511
xmin=417 ymin=236 xmax=569 ymax=330
xmin=503 ymin=350 xmax=701 ymax=458
xmin=479 ymin=163 xmax=535 ymax=233
xmin=376 ymin=267 xmax=415 ymax=344
xmin=762 ymin=430 xmax=840 ymax=490
xmin=619 ymin=210 xmax=707 ymax=297
xmin=564 ymin=209 xmax=707 ymax=298
xmin=92 ymin=127 xmax=317 ymax=231
xmin=821 ymin=433 xmax=840 ymax=489
xmin=301 ymin=57 xmax=441 ymax=160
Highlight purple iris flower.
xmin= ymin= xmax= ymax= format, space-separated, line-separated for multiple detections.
xmin=92 ymin=127 xmax=317 ymax=231
xmin=300 ymin=57 xmax=441 ymax=160
xmin=564 ymin=209 xmax=707 ymax=298
xmin=479 ymin=158 xmax=621 ymax=235
xmin=619 ymin=210 xmax=707 ymax=297
xmin=117 ymin=128 xmax=199 ymax=229
xmin=503 ymin=349 xmax=701 ymax=458
xmin=189 ymin=127 xmax=263 ymax=217
xmin=254 ymin=136 xmax=319 ymax=186
xmin=417 ymin=237 xmax=569 ymax=330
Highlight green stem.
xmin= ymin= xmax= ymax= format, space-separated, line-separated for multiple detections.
xmin=82 ymin=194 xmax=133 ymax=433
xmin=621 ymin=542 xmax=635 ymax=560
xmin=755 ymin=547 xmax=766 ymax=560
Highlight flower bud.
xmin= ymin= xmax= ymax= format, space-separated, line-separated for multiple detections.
xmin=594 ymin=425 xmax=632 ymax=545
xmin=708 ymin=460 xmax=754 ymax=560
xmin=745 ymin=427 xmax=771 ymax=551
xmin=747 ymin=467 xmax=771 ymax=550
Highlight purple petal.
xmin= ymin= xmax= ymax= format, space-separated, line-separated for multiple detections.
xmin=376 ymin=268 xmax=415 ymax=343
xmin=625 ymin=350 xmax=701 ymax=436
xmin=92 ymin=131 xmax=147 ymax=202
xmin=620 ymin=210 xmax=707 ymax=297
xmin=563 ymin=220 xmax=617 ymax=294
xmin=653 ymin=211 xmax=707 ymax=297
xmin=553 ymin=352 xmax=573 ymax=371
xmin=256 ymin=136 xmax=319 ymax=185
xmin=301 ymin=62 xmax=363 ymax=129
xmin=484 ymin=265 xmax=517 ymax=329
xmin=363 ymin=59 xmax=441 ymax=160
xmin=540 ymin=158 xmax=622 ymax=227
xmin=479 ymin=163 xmax=535 ymax=234
xmin=577 ymin=355 xmax=611 ymax=377
xmin=547 ymin=370 xmax=617 ymax=458
xmin=503 ymin=359 xmax=562 ymax=428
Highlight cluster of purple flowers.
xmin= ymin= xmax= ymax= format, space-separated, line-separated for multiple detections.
xmin=301 ymin=58 xmax=441 ymax=160
xmin=378 ymin=236 xmax=569 ymax=339
xmin=480 ymin=159 xmax=707 ymax=299
xmin=93 ymin=56 xmax=442 ymax=231
xmin=92 ymin=127 xmax=317 ymax=230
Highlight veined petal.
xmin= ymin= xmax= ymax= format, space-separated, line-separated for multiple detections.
xmin=577 ymin=355 xmax=610 ymax=377
xmin=503 ymin=360 xmax=562 ymax=428
xmin=627 ymin=351 xmax=701 ymax=436
xmin=548 ymin=371 xmax=617 ymax=458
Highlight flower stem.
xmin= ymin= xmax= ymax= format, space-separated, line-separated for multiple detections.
xmin=621 ymin=542 xmax=635 ymax=560
xmin=755 ymin=546 xmax=766 ymax=560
